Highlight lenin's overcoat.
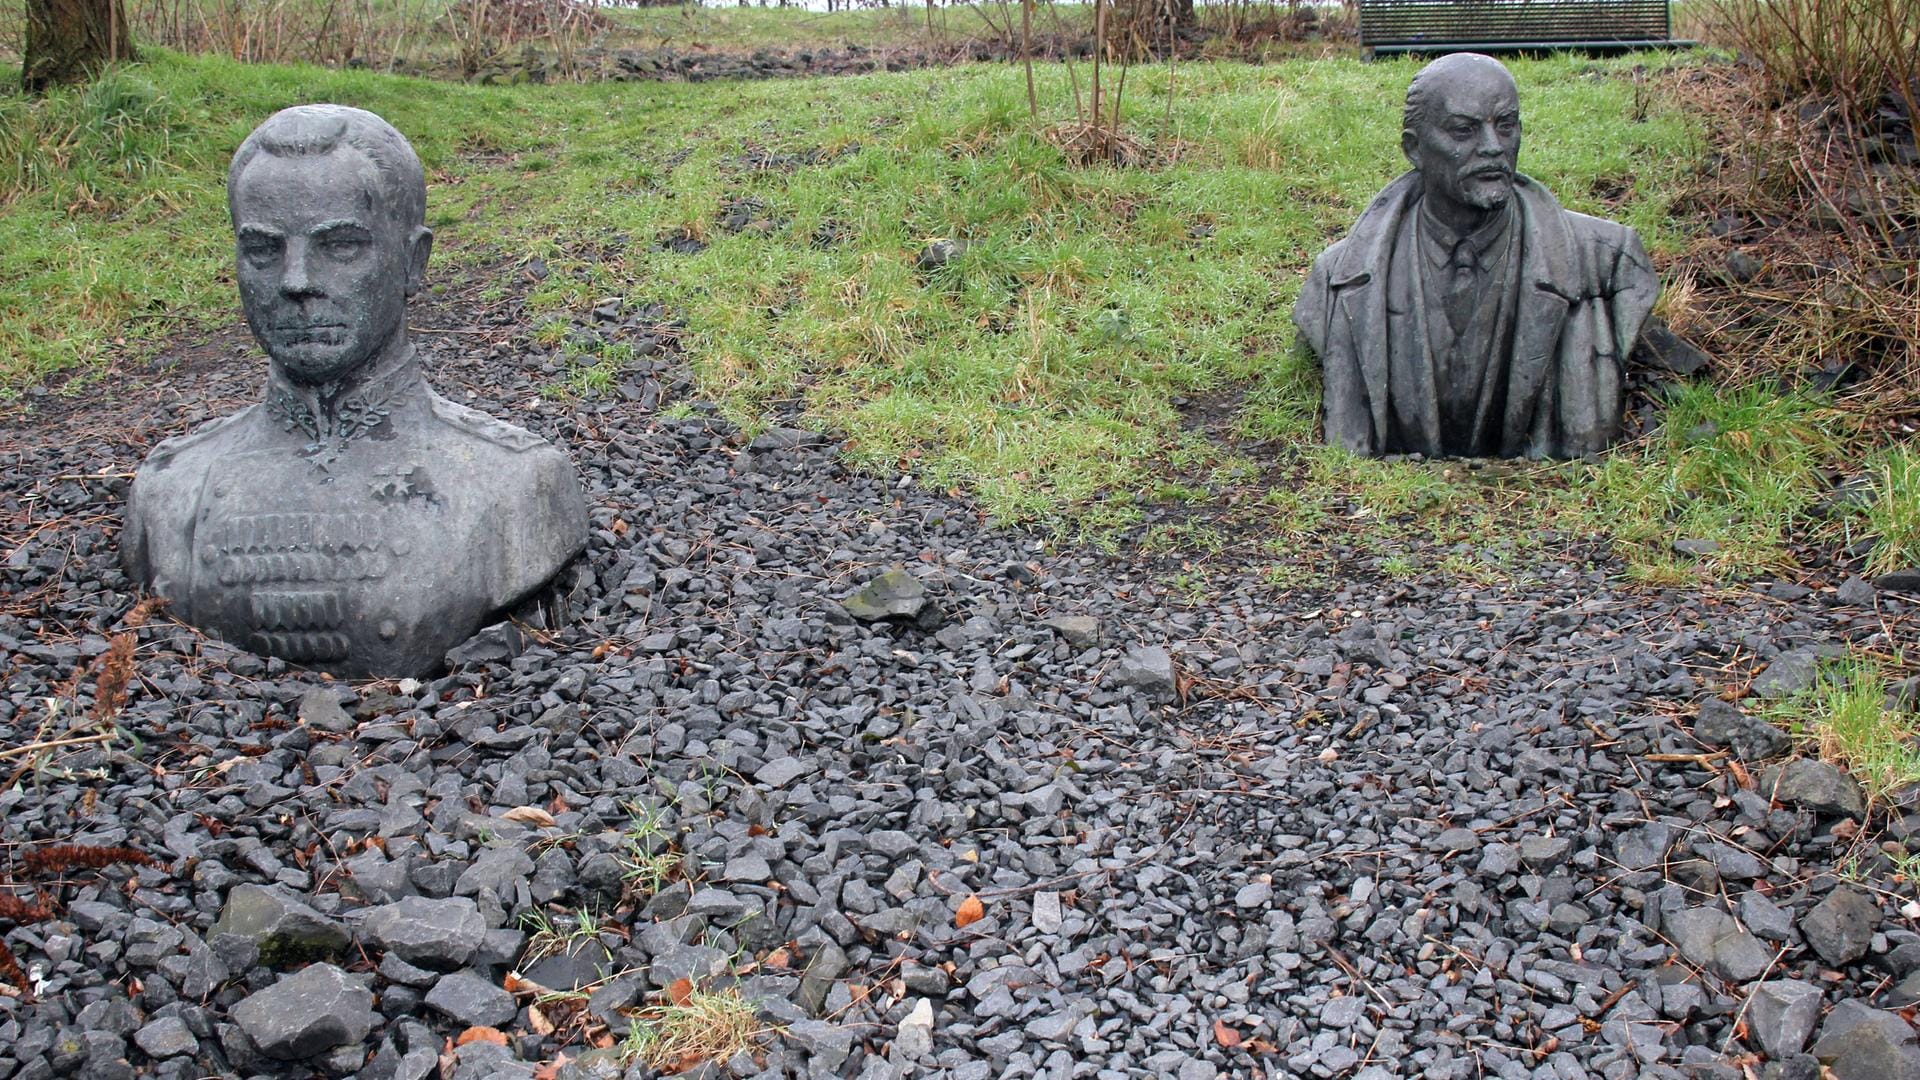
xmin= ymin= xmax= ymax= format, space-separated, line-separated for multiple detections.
xmin=1292 ymin=171 xmax=1659 ymax=459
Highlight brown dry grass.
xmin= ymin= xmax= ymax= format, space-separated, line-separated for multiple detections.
xmin=1660 ymin=63 xmax=1920 ymax=441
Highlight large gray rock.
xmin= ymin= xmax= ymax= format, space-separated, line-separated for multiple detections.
xmin=1695 ymin=698 xmax=1791 ymax=760
xmin=1811 ymin=1000 xmax=1920 ymax=1079
xmin=454 ymin=845 xmax=534 ymax=899
xmin=119 ymin=104 xmax=587 ymax=679
xmin=424 ymin=970 xmax=517 ymax=1028
xmin=1770 ymin=759 xmax=1867 ymax=820
xmin=1040 ymin=614 xmax=1100 ymax=648
xmin=1107 ymin=645 xmax=1177 ymax=702
xmin=1804 ymin=887 xmax=1883 ymax=968
xmin=1875 ymin=569 xmax=1920 ymax=593
xmin=232 ymin=963 xmax=374 ymax=1060
xmin=361 ymin=896 xmax=485 ymax=970
xmin=296 ymin=685 xmax=354 ymax=733
xmin=212 ymin=883 xmax=349 ymax=968
xmin=1666 ymin=906 xmax=1773 ymax=983
xmin=132 ymin=1017 xmax=198 ymax=1060
xmin=842 ymin=568 xmax=936 ymax=627
xmin=1748 ymin=980 xmax=1823 ymax=1059
xmin=1753 ymin=651 xmax=1820 ymax=699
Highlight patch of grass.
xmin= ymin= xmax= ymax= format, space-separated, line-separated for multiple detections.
xmin=619 ymin=987 xmax=766 ymax=1073
xmin=10 ymin=46 xmax=1868 ymax=590
xmin=1 ymin=49 xmax=1698 ymax=521
xmin=1857 ymin=446 xmax=1920 ymax=577
xmin=618 ymin=800 xmax=685 ymax=899
xmin=519 ymin=906 xmax=606 ymax=965
xmin=1759 ymin=657 xmax=1920 ymax=800
xmin=1570 ymin=382 xmax=1845 ymax=572
xmin=1379 ymin=553 xmax=1419 ymax=580
xmin=1258 ymin=561 xmax=1327 ymax=592
xmin=605 ymin=3 xmax=959 ymax=53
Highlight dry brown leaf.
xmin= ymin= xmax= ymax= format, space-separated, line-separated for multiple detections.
xmin=501 ymin=806 xmax=557 ymax=828
xmin=954 ymin=894 xmax=985 ymax=928
xmin=1213 ymin=1019 xmax=1243 ymax=1048
xmin=666 ymin=977 xmax=694 ymax=1005
xmin=527 ymin=1004 xmax=554 ymax=1037
xmin=456 ymin=1026 xmax=508 ymax=1047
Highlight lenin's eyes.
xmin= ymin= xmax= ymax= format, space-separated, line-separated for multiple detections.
xmin=239 ymin=235 xmax=282 ymax=269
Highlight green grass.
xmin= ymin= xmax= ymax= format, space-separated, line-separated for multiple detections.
xmin=1759 ymin=657 xmax=1920 ymax=800
xmin=1569 ymin=381 xmax=1847 ymax=574
xmin=604 ymin=3 xmax=996 ymax=53
xmin=1 ymin=43 xmax=1872 ymax=582
xmin=1858 ymin=446 xmax=1920 ymax=577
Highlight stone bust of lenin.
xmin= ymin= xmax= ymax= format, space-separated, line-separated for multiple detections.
xmin=1292 ymin=53 xmax=1659 ymax=460
xmin=122 ymin=104 xmax=587 ymax=678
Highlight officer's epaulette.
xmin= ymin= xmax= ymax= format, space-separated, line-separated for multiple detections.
xmin=143 ymin=404 xmax=259 ymax=470
xmin=427 ymin=392 xmax=547 ymax=453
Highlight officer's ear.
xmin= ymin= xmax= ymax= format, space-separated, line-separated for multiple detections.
xmin=404 ymin=226 xmax=433 ymax=299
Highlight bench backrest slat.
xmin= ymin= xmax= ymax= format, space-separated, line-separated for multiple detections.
xmin=1358 ymin=0 xmax=1673 ymax=47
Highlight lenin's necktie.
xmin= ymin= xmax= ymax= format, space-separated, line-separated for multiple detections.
xmin=1445 ymin=238 xmax=1479 ymax=336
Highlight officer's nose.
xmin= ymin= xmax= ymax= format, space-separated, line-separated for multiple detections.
xmin=280 ymin=240 xmax=321 ymax=300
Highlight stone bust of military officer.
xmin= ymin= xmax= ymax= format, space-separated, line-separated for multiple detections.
xmin=122 ymin=104 xmax=587 ymax=678
xmin=1292 ymin=53 xmax=1659 ymax=460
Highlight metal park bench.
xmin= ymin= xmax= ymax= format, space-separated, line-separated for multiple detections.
xmin=1357 ymin=0 xmax=1692 ymax=56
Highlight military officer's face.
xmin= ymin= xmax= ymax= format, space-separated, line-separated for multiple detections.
xmin=1405 ymin=69 xmax=1522 ymax=216
xmin=231 ymin=148 xmax=425 ymax=386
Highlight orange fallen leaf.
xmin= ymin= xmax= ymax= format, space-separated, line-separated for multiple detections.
xmin=456 ymin=1026 xmax=507 ymax=1047
xmin=1213 ymin=1019 xmax=1243 ymax=1048
xmin=667 ymin=977 xmax=694 ymax=1005
xmin=532 ymin=1056 xmax=569 ymax=1080
xmin=955 ymin=894 xmax=985 ymax=928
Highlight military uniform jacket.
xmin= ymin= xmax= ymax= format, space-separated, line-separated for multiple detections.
xmin=1292 ymin=172 xmax=1659 ymax=460
xmin=122 ymin=359 xmax=587 ymax=677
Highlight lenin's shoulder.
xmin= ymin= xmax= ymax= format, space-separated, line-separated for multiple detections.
xmin=1558 ymin=207 xmax=1643 ymax=255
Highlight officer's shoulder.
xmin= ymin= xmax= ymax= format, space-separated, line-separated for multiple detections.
xmin=139 ymin=406 xmax=257 ymax=475
xmin=427 ymin=393 xmax=555 ymax=454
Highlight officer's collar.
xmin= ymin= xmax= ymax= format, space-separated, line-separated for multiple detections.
xmin=264 ymin=343 xmax=426 ymax=449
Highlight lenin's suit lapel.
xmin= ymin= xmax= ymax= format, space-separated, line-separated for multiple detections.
xmin=1503 ymin=177 xmax=1576 ymax=457
xmin=1324 ymin=173 xmax=1423 ymax=455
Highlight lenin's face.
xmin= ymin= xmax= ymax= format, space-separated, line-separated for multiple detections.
xmin=232 ymin=149 xmax=428 ymax=386
xmin=1404 ymin=70 xmax=1522 ymax=217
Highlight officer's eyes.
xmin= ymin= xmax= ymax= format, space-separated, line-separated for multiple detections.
xmin=319 ymin=235 xmax=368 ymax=260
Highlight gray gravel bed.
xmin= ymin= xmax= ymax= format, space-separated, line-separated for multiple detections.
xmin=2 ymin=299 xmax=1919 ymax=1080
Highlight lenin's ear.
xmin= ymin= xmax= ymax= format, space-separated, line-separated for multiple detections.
xmin=1401 ymin=129 xmax=1420 ymax=170
xmin=405 ymin=226 xmax=433 ymax=299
